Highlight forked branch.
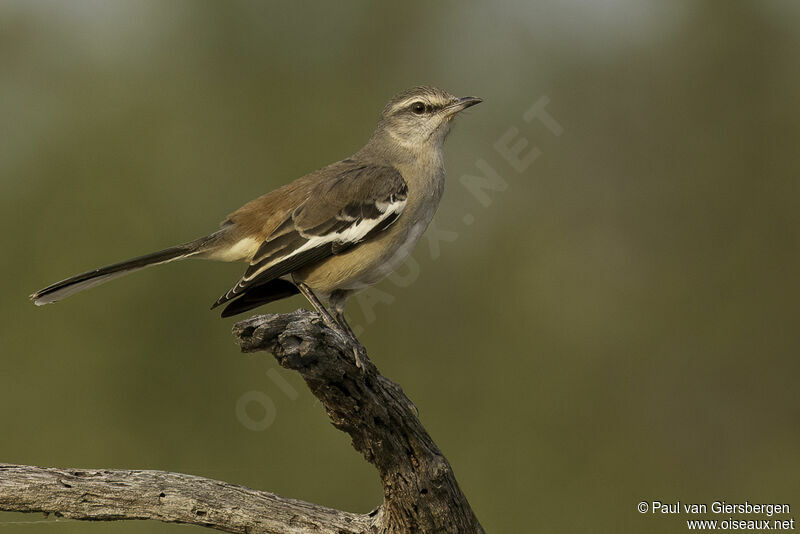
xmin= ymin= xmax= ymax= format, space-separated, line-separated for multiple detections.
xmin=0 ymin=310 xmax=483 ymax=533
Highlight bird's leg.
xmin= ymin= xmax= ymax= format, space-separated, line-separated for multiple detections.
xmin=332 ymin=309 xmax=357 ymax=339
xmin=329 ymin=291 xmax=367 ymax=370
xmin=293 ymin=279 xmax=365 ymax=370
xmin=292 ymin=276 xmax=339 ymax=331
xmin=329 ymin=290 xmax=360 ymax=340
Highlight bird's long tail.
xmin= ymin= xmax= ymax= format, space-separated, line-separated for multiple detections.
xmin=30 ymin=233 xmax=221 ymax=306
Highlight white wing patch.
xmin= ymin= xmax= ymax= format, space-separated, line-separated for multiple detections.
xmin=242 ymin=196 xmax=406 ymax=283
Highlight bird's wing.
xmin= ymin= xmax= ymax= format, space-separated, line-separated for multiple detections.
xmin=211 ymin=163 xmax=408 ymax=309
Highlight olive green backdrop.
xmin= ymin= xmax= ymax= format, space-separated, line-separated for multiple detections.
xmin=1 ymin=1 xmax=798 ymax=532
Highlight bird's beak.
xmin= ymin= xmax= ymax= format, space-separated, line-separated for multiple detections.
xmin=443 ymin=96 xmax=483 ymax=115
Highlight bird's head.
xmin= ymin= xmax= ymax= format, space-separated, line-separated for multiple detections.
xmin=373 ymin=86 xmax=482 ymax=153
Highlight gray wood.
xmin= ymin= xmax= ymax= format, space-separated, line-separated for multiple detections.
xmin=0 ymin=310 xmax=484 ymax=533
xmin=0 ymin=463 xmax=368 ymax=533
xmin=234 ymin=311 xmax=484 ymax=533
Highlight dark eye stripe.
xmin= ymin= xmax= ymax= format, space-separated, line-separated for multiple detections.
xmin=407 ymin=102 xmax=443 ymax=115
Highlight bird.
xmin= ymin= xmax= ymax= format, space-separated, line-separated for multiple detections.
xmin=30 ymin=86 xmax=482 ymax=334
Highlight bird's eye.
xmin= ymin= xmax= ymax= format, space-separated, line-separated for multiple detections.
xmin=411 ymin=102 xmax=426 ymax=115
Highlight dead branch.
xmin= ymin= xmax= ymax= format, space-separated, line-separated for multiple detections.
xmin=0 ymin=310 xmax=483 ymax=533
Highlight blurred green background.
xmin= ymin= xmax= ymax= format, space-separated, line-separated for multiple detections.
xmin=2 ymin=1 xmax=799 ymax=532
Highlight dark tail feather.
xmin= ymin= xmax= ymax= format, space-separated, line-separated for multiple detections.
xmin=30 ymin=236 xmax=216 ymax=306
xmin=220 ymin=279 xmax=299 ymax=318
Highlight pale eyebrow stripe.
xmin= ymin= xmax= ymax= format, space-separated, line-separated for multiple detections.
xmin=388 ymin=98 xmax=422 ymax=113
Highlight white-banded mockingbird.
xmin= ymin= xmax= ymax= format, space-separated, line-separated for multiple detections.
xmin=31 ymin=86 xmax=482 ymax=334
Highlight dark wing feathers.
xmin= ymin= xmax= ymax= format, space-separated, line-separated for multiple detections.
xmin=212 ymin=162 xmax=407 ymax=311
xmin=292 ymin=164 xmax=407 ymax=230
xmin=215 ymin=244 xmax=333 ymax=307
xmin=249 ymin=215 xmax=297 ymax=266
xmin=220 ymin=278 xmax=299 ymax=318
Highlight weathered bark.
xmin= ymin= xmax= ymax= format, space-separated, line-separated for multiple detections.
xmin=233 ymin=311 xmax=484 ymax=533
xmin=0 ymin=464 xmax=368 ymax=533
xmin=0 ymin=310 xmax=484 ymax=533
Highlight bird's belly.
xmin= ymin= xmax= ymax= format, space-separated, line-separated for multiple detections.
xmin=347 ymin=219 xmax=428 ymax=288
